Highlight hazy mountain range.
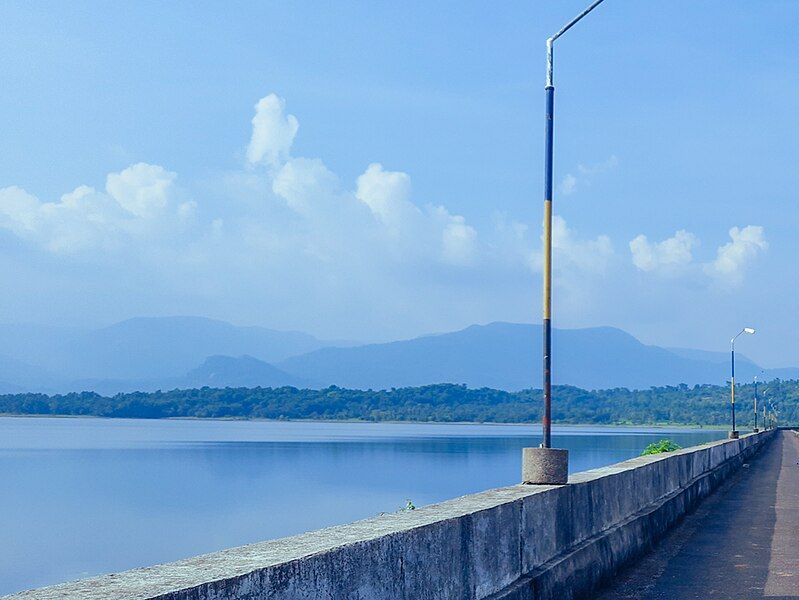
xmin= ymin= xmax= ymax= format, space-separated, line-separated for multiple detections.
xmin=0 ymin=317 xmax=794 ymax=394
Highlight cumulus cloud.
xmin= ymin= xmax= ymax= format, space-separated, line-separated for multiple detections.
xmin=558 ymin=155 xmax=618 ymax=197
xmin=629 ymin=226 xmax=767 ymax=287
xmin=106 ymin=163 xmax=177 ymax=219
xmin=629 ymin=230 xmax=697 ymax=273
xmin=704 ymin=225 xmax=767 ymax=284
xmin=441 ymin=217 xmax=476 ymax=265
xmin=552 ymin=215 xmax=613 ymax=272
xmin=432 ymin=206 xmax=477 ymax=266
xmin=0 ymin=91 xmax=619 ymax=338
xmin=0 ymin=186 xmax=46 ymax=237
xmin=246 ymin=94 xmax=299 ymax=167
xmin=498 ymin=213 xmax=617 ymax=315
xmin=356 ymin=163 xmax=417 ymax=228
xmin=272 ymin=157 xmax=340 ymax=217
xmin=353 ymin=162 xmax=477 ymax=266
xmin=0 ymin=163 xmax=183 ymax=254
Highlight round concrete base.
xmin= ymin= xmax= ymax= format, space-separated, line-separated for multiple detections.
xmin=728 ymin=430 xmax=740 ymax=439
xmin=522 ymin=447 xmax=569 ymax=485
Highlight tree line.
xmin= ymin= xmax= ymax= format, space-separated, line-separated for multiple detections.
xmin=0 ymin=380 xmax=799 ymax=427
xmin=0 ymin=381 xmax=795 ymax=426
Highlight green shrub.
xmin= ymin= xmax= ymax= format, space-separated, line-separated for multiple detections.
xmin=641 ymin=439 xmax=682 ymax=456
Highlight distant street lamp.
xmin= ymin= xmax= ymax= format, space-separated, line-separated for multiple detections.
xmin=729 ymin=327 xmax=755 ymax=439
xmin=523 ymin=0 xmax=607 ymax=486
xmin=753 ymin=370 xmax=764 ymax=432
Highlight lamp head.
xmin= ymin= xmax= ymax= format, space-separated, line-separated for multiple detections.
xmin=744 ymin=327 xmax=756 ymax=335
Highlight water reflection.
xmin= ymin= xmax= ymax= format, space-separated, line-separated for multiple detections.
xmin=0 ymin=417 xmax=725 ymax=594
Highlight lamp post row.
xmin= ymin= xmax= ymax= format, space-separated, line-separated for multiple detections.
xmin=729 ymin=327 xmax=755 ymax=439
xmin=541 ymin=0 xmax=604 ymax=448
xmin=522 ymin=0 xmax=608 ymax=486
xmin=753 ymin=370 xmax=763 ymax=432
xmin=541 ymin=0 xmax=607 ymax=452
xmin=530 ymin=1 xmax=770 ymax=482
xmin=522 ymin=0 xmax=610 ymax=484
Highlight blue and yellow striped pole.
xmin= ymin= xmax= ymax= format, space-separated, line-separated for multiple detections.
xmin=525 ymin=0 xmax=606 ymax=483
xmin=539 ymin=0 xmax=606 ymax=450
xmin=542 ymin=40 xmax=555 ymax=449
xmin=753 ymin=374 xmax=759 ymax=431
xmin=729 ymin=327 xmax=754 ymax=438
xmin=730 ymin=345 xmax=736 ymax=434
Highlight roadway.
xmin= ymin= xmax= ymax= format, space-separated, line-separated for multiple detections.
xmin=597 ymin=429 xmax=799 ymax=599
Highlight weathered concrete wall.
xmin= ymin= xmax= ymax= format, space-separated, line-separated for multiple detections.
xmin=7 ymin=430 xmax=775 ymax=600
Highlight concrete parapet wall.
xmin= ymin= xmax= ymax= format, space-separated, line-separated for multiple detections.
xmin=7 ymin=430 xmax=776 ymax=600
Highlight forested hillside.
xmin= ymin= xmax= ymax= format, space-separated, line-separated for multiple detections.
xmin=0 ymin=380 xmax=794 ymax=426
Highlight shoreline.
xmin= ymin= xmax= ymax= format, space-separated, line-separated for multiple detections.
xmin=0 ymin=413 xmax=730 ymax=430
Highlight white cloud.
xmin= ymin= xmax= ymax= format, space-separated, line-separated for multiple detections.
xmin=246 ymin=94 xmax=299 ymax=167
xmin=424 ymin=206 xmax=475 ymax=266
xmin=441 ymin=216 xmax=477 ymax=265
xmin=177 ymin=200 xmax=198 ymax=223
xmin=354 ymin=162 xmax=477 ymax=266
xmin=558 ymin=174 xmax=577 ymax=196
xmin=0 ymin=186 xmax=45 ymax=236
xmin=629 ymin=226 xmax=767 ymax=287
xmin=552 ymin=215 xmax=613 ymax=272
xmin=272 ymin=157 xmax=340 ymax=217
xmin=0 ymin=163 xmax=184 ymax=255
xmin=0 ymin=91 xmax=619 ymax=339
xmin=704 ymin=225 xmax=767 ymax=284
xmin=106 ymin=163 xmax=176 ymax=219
xmin=558 ymin=155 xmax=618 ymax=198
xmin=629 ymin=230 xmax=697 ymax=273
xmin=577 ymin=155 xmax=618 ymax=176
xmin=356 ymin=163 xmax=418 ymax=228
xmin=503 ymin=214 xmax=617 ymax=317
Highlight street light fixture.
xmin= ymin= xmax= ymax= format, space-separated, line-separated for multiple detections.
xmin=753 ymin=370 xmax=764 ymax=433
xmin=729 ymin=327 xmax=755 ymax=439
xmin=522 ymin=0 xmax=608 ymax=486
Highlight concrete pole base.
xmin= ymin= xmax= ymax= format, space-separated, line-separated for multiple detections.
xmin=728 ymin=430 xmax=740 ymax=439
xmin=522 ymin=447 xmax=569 ymax=485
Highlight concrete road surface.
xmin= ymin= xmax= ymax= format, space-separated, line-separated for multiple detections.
xmin=597 ymin=430 xmax=799 ymax=599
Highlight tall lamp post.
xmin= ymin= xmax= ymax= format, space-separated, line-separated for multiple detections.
xmin=753 ymin=370 xmax=763 ymax=433
xmin=729 ymin=327 xmax=755 ymax=439
xmin=522 ymin=0 xmax=607 ymax=486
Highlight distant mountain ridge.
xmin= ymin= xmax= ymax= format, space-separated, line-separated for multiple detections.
xmin=0 ymin=318 xmax=795 ymax=394
xmin=180 ymin=355 xmax=316 ymax=389
xmin=57 ymin=316 xmax=331 ymax=380
xmin=277 ymin=322 xmax=799 ymax=391
xmin=0 ymin=317 xmax=336 ymax=393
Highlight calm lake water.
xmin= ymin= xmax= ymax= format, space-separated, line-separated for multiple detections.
xmin=0 ymin=417 xmax=725 ymax=595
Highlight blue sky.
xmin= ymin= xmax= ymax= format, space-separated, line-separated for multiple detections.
xmin=0 ymin=1 xmax=797 ymax=366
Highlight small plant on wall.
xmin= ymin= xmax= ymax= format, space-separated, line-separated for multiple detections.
xmin=641 ymin=439 xmax=682 ymax=456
